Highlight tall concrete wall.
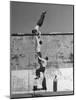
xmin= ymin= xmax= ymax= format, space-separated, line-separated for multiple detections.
xmin=11 ymin=34 xmax=73 ymax=70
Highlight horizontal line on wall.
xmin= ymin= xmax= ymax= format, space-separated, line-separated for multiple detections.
xmin=11 ymin=33 xmax=74 ymax=36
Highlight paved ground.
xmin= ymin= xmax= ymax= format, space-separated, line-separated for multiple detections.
xmin=11 ymin=67 xmax=73 ymax=94
xmin=11 ymin=91 xmax=74 ymax=99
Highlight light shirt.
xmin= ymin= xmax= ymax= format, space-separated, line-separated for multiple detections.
xmin=35 ymin=36 xmax=41 ymax=52
xmin=38 ymin=56 xmax=47 ymax=68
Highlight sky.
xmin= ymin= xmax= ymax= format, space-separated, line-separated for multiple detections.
xmin=10 ymin=1 xmax=73 ymax=34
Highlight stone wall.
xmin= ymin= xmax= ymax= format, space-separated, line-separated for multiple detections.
xmin=11 ymin=34 xmax=73 ymax=70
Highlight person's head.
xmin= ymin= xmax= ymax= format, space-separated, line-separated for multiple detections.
xmin=45 ymin=56 xmax=48 ymax=61
xmin=39 ymin=40 xmax=42 ymax=45
xmin=32 ymin=29 xmax=37 ymax=34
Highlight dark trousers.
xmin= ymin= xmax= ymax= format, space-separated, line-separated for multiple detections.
xmin=37 ymin=12 xmax=46 ymax=27
xmin=32 ymin=11 xmax=46 ymax=34
xmin=42 ymin=77 xmax=47 ymax=90
xmin=36 ymin=66 xmax=45 ymax=78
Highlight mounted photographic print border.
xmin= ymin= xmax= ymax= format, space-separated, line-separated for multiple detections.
xmin=10 ymin=1 xmax=74 ymax=99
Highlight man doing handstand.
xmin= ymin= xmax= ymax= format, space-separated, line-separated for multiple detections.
xmin=32 ymin=11 xmax=47 ymax=36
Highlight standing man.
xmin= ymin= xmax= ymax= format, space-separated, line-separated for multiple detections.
xmin=35 ymin=56 xmax=48 ymax=90
xmin=36 ymin=56 xmax=48 ymax=77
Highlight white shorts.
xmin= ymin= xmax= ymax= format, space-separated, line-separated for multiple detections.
xmin=34 ymin=25 xmax=39 ymax=31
